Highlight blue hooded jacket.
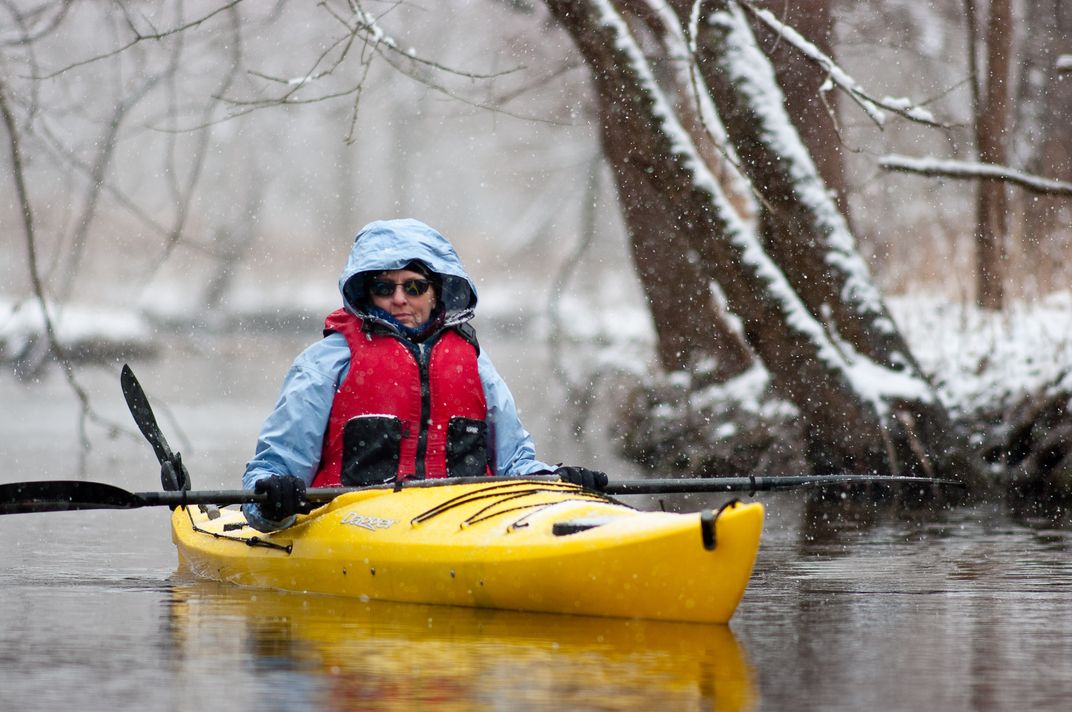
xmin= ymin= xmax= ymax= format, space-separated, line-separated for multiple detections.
xmin=242 ymin=219 xmax=551 ymax=530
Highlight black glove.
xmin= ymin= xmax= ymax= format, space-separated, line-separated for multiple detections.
xmin=556 ymin=466 xmax=609 ymax=491
xmin=254 ymin=475 xmax=311 ymax=521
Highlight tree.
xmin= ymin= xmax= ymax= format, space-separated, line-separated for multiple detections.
xmin=966 ymin=0 xmax=1011 ymax=310
xmin=543 ymin=0 xmax=984 ymax=487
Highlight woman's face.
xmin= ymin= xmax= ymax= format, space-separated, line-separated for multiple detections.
xmin=368 ymin=269 xmax=436 ymax=327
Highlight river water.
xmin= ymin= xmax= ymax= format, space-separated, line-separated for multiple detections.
xmin=2 ymin=329 xmax=1071 ymax=711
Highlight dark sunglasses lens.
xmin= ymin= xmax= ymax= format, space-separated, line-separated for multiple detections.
xmin=370 ymin=280 xmax=395 ymax=297
xmin=370 ymin=279 xmax=430 ymax=298
xmin=403 ymin=279 xmax=430 ymax=297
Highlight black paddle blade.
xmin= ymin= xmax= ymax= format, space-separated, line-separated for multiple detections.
xmin=120 ymin=364 xmax=191 ymax=491
xmin=121 ymin=364 xmax=174 ymax=466
xmin=0 ymin=480 xmax=147 ymax=514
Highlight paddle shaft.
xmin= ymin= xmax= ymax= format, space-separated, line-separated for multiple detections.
xmin=0 ymin=474 xmax=962 ymax=514
xmin=143 ymin=474 xmax=959 ymax=503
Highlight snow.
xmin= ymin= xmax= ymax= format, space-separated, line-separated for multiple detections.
xmin=890 ymin=292 xmax=1072 ymax=416
xmin=592 ymin=0 xmax=721 ymax=198
xmin=352 ymin=8 xmax=395 ymax=48
xmin=588 ymin=0 xmax=863 ymax=402
xmin=642 ymin=0 xmax=755 ymax=215
xmin=878 ymin=96 xmax=936 ymax=124
xmin=569 ymin=0 xmax=941 ymax=417
xmin=743 ymin=4 xmax=887 ymax=126
xmin=493 ymin=285 xmax=1072 ymax=429
xmin=712 ymin=5 xmax=893 ymax=328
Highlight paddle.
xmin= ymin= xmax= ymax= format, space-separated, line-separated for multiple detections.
xmin=0 ymin=473 xmax=962 ymax=515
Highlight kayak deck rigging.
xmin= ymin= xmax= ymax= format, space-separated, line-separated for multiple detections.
xmin=409 ymin=479 xmax=623 ymax=527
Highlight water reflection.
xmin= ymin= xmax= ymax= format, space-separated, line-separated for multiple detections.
xmin=166 ymin=581 xmax=758 ymax=711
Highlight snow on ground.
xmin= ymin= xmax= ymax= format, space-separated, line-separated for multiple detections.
xmin=891 ymin=291 xmax=1072 ymax=415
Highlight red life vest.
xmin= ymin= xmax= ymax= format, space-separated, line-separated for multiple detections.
xmin=312 ymin=309 xmax=491 ymax=487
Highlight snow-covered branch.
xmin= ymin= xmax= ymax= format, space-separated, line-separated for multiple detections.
xmin=880 ymin=155 xmax=1072 ymax=196
xmin=738 ymin=0 xmax=952 ymax=129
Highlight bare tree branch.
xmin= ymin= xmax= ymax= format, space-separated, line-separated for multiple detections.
xmin=32 ymin=0 xmax=246 ymax=79
xmin=26 ymin=113 xmax=174 ymax=239
xmin=52 ymin=74 xmax=166 ymax=304
xmin=150 ymin=4 xmax=245 ymax=273
xmin=0 ymin=0 xmax=74 ymax=48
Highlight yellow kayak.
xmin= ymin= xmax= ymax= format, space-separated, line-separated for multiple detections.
xmin=172 ymin=478 xmax=763 ymax=623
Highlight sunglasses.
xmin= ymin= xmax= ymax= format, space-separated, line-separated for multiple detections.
xmin=369 ymin=278 xmax=432 ymax=298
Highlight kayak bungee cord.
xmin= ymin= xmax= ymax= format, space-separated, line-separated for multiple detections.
xmin=464 ymin=497 xmax=611 ymax=529
xmin=458 ymin=487 xmax=617 ymax=526
xmin=409 ymin=481 xmax=616 ymax=526
xmin=407 ymin=479 xmax=582 ymax=524
xmin=184 ymin=505 xmax=294 ymax=553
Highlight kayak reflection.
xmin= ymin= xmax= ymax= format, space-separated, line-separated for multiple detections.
xmin=166 ymin=581 xmax=758 ymax=710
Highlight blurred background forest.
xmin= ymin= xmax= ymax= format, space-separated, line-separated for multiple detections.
xmin=4 ymin=1 xmax=1069 ymax=316
xmin=2 ymin=1 xmax=1071 ymax=500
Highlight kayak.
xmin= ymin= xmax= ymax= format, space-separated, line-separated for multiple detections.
xmin=171 ymin=478 xmax=764 ymax=623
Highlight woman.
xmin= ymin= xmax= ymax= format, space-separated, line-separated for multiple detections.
xmin=243 ymin=218 xmax=605 ymax=531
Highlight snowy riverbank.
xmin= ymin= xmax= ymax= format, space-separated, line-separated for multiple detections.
xmin=3 ymin=290 xmax=1071 ymax=419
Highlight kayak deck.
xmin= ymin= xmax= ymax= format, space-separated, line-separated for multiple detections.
xmin=172 ymin=479 xmax=763 ymax=623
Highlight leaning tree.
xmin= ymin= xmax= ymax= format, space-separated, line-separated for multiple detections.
xmin=543 ymin=0 xmax=988 ymax=489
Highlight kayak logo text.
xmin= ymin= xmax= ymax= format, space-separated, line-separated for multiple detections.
xmin=341 ymin=512 xmax=397 ymax=531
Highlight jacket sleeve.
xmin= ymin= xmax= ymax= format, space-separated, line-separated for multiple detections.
xmin=241 ymin=333 xmax=350 ymax=531
xmin=478 ymin=349 xmax=554 ymax=475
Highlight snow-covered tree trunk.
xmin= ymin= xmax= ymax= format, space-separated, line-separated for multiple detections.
xmin=600 ymin=2 xmax=754 ymax=377
xmin=544 ymin=0 xmax=984 ymax=486
xmin=684 ymin=1 xmax=919 ymax=375
xmin=745 ymin=0 xmax=849 ymax=217
xmin=601 ymin=94 xmax=755 ymax=377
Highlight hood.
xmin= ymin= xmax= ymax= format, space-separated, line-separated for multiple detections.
xmin=339 ymin=219 xmax=478 ymax=317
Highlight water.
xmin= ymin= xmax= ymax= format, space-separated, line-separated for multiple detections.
xmin=2 ymin=331 xmax=1071 ymax=710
